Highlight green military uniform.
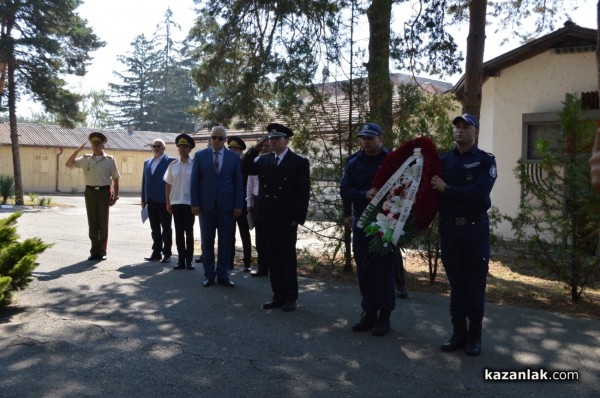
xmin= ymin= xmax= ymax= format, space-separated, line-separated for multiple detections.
xmin=73 ymin=150 xmax=120 ymax=257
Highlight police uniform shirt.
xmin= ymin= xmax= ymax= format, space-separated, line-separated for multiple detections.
xmin=74 ymin=154 xmax=120 ymax=186
xmin=163 ymin=159 xmax=193 ymax=205
xmin=439 ymin=144 xmax=497 ymax=217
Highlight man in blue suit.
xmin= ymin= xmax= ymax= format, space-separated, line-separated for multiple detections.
xmin=191 ymin=126 xmax=243 ymax=287
xmin=142 ymin=139 xmax=175 ymax=263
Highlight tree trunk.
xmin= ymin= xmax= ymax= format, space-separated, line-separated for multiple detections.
xmin=462 ymin=0 xmax=488 ymax=119
xmin=597 ymin=1 xmax=600 ymax=90
xmin=8 ymin=53 xmax=23 ymax=205
xmin=366 ymin=0 xmax=393 ymax=149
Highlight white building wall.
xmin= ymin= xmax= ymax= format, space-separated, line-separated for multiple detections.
xmin=480 ymin=49 xmax=596 ymax=237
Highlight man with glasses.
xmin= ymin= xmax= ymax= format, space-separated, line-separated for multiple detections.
xmin=340 ymin=122 xmax=396 ymax=336
xmin=142 ymin=139 xmax=175 ymax=263
xmin=191 ymin=126 xmax=243 ymax=288
xmin=243 ymin=123 xmax=310 ymax=312
xmin=66 ymin=132 xmax=120 ymax=261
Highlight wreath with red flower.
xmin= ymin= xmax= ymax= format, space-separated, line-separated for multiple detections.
xmin=357 ymin=137 xmax=443 ymax=254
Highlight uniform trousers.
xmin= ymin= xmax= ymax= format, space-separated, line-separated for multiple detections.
xmin=232 ymin=211 xmax=252 ymax=266
xmin=440 ymin=218 xmax=490 ymax=322
xmin=84 ymin=185 xmax=111 ymax=256
xmin=172 ymin=204 xmax=195 ymax=265
xmin=148 ymin=200 xmax=172 ymax=256
xmin=263 ymin=224 xmax=298 ymax=303
xmin=352 ymin=226 xmax=396 ymax=311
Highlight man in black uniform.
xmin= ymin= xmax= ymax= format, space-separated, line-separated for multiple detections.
xmin=431 ymin=113 xmax=497 ymax=356
xmin=244 ymin=123 xmax=311 ymax=312
xmin=340 ymin=122 xmax=396 ymax=336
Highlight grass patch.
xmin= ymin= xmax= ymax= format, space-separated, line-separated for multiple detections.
xmin=297 ymin=252 xmax=600 ymax=320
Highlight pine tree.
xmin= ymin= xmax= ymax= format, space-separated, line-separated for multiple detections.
xmin=0 ymin=0 xmax=104 ymax=204
xmin=109 ymin=34 xmax=161 ymax=131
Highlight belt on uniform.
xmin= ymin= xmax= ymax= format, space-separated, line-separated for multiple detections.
xmin=444 ymin=214 xmax=485 ymax=226
xmin=86 ymin=185 xmax=110 ymax=190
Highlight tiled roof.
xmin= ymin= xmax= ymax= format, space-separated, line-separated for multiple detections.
xmin=191 ymin=72 xmax=453 ymax=140
xmin=0 ymin=123 xmax=179 ymax=151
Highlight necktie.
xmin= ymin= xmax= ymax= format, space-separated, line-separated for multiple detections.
xmin=274 ymin=156 xmax=280 ymax=166
xmin=214 ymin=152 xmax=220 ymax=172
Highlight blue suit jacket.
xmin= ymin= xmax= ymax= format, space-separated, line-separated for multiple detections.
xmin=190 ymin=147 xmax=243 ymax=212
xmin=142 ymin=155 xmax=174 ymax=203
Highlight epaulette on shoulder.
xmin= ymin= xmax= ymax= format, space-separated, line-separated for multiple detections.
xmin=486 ymin=151 xmax=495 ymax=158
xmin=82 ymin=154 xmax=92 ymax=158
xmin=105 ymin=154 xmax=114 ymax=159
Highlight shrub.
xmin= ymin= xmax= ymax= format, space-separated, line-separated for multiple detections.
xmin=0 ymin=212 xmax=51 ymax=308
xmin=0 ymin=175 xmax=15 ymax=205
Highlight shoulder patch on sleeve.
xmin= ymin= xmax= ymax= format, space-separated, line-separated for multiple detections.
xmin=489 ymin=165 xmax=497 ymax=178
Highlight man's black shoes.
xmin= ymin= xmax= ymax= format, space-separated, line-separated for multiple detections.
xmin=144 ymin=253 xmax=162 ymax=261
xmin=262 ymin=300 xmax=284 ymax=309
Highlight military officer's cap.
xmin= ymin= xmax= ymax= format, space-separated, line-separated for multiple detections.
xmin=267 ymin=123 xmax=293 ymax=138
xmin=357 ymin=122 xmax=382 ymax=137
xmin=175 ymin=134 xmax=195 ymax=148
xmin=227 ymin=136 xmax=246 ymax=150
xmin=89 ymin=132 xmax=107 ymax=144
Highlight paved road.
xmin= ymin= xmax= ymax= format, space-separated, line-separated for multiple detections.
xmin=1 ymin=195 xmax=599 ymax=397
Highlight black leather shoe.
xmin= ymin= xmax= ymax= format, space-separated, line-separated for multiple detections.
xmin=465 ymin=338 xmax=482 ymax=356
xmin=282 ymin=301 xmax=297 ymax=312
xmin=173 ymin=264 xmax=186 ymax=270
xmin=441 ymin=335 xmax=467 ymax=352
xmin=243 ymin=265 xmax=252 ymax=273
xmin=262 ymin=300 xmax=285 ymax=309
xmin=217 ymin=279 xmax=235 ymax=287
xmin=186 ymin=264 xmax=195 ymax=270
xmin=87 ymin=254 xmax=101 ymax=261
xmin=251 ymin=270 xmax=268 ymax=277
xmin=100 ymin=255 xmax=107 ymax=261
xmin=203 ymin=278 xmax=215 ymax=287
xmin=161 ymin=254 xmax=171 ymax=263
xmin=144 ymin=253 xmax=162 ymax=261
xmin=396 ymin=285 xmax=408 ymax=299
xmin=195 ymin=256 xmax=203 ymax=263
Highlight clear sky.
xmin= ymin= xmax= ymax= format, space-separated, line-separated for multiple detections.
xmin=19 ymin=0 xmax=599 ymax=115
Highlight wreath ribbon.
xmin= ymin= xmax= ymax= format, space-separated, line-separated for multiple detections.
xmin=357 ymin=148 xmax=424 ymax=246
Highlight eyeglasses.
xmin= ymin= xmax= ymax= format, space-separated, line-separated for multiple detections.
xmin=152 ymin=145 xmax=163 ymax=149
xmin=211 ymin=136 xmax=225 ymax=141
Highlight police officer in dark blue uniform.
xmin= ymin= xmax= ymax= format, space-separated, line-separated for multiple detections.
xmin=340 ymin=122 xmax=397 ymax=336
xmin=431 ymin=113 xmax=497 ymax=356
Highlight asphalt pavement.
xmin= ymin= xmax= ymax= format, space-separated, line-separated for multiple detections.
xmin=1 ymin=195 xmax=599 ymax=397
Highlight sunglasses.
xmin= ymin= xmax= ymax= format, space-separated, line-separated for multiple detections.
xmin=211 ymin=136 xmax=225 ymax=141
xmin=152 ymin=145 xmax=163 ymax=148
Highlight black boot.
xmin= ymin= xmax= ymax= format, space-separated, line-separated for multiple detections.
xmin=372 ymin=309 xmax=391 ymax=336
xmin=465 ymin=320 xmax=482 ymax=356
xmin=441 ymin=317 xmax=467 ymax=352
xmin=351 ymin=310 xmax=378 ymax=332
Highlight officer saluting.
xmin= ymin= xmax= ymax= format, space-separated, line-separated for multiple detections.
xmin=243 ymin=123 xmax=310 ymax=312
xmin=66 ymin=132 xmax=120 ymax=261
xmin=431 ymin=113 xmax=497 ymax=356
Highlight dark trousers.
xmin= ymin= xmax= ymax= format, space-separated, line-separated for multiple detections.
xmin=84 ymin=186 xmax=111 ymax=256
xmin=396 ymin=254 xmax=406 ymax=288
xmin=200 ymin=210 xmax=235 ymax=280
xmin=232 ymin=213 xmax=252 ymax=265
xmin=440 ymin=219 xmax=490 ymax=322
xmin=148 ymin=200 xmax=172 ymax=256
xmin=352 ymin=226 xmax=396 ymax=311
xmin=172 ymin=204 xmax=195 ymax=265
xmin=263 ymin=224 xmax=298 ymax=302
xmin=254 ymin=221 xmax=267 ymax=273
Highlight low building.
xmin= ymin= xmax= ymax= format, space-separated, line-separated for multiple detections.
xmin=453 ymin=21 xmax=599 ymax=238
xmin=0 ymin=123 xmax=179 ymax=193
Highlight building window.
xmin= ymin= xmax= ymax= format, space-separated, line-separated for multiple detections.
xmin=121 ymin=156 xmax=134 ymax=174
xmin=525 ymin=123 xmax=562 ymax=160
xmin=34 ymin=154 xmax=50 ymax=173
